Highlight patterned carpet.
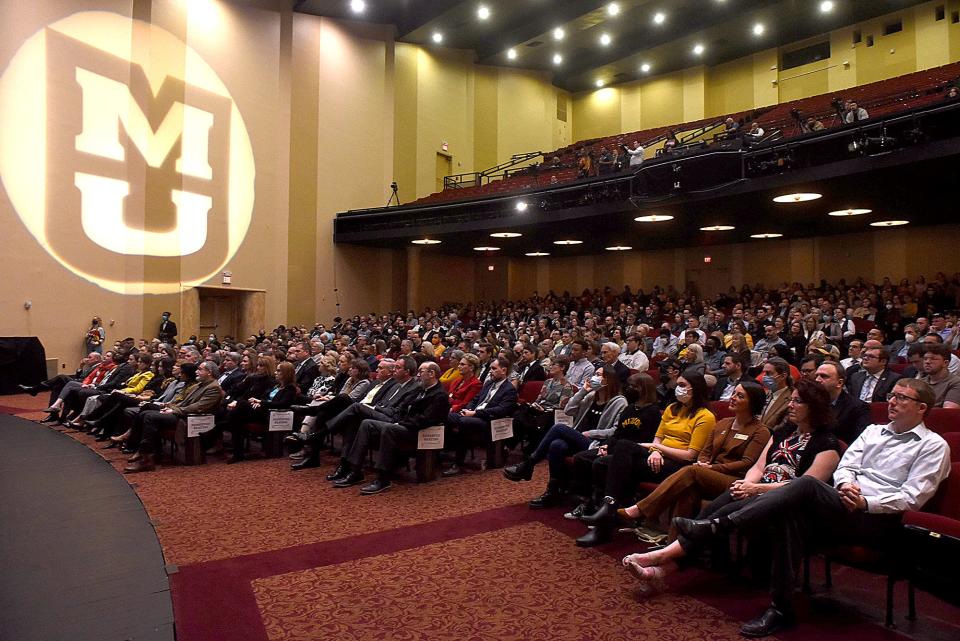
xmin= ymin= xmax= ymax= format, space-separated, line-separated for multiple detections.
xmin=3 ymin=393 xmax=957 ymax=641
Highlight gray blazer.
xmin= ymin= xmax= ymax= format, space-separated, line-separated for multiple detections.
xmin=563 ymin=387 xmax=628 ymax=441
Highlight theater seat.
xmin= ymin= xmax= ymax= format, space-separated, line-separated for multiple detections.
xmin=870 ymin=402 xmax=889 ymax=425
xmin=923 ymin=408 xmax=960 ymax=435
xmin=708 ymin=400 xmax=735 ymax=420
xmin=518 ymin=380 xmax=544 ymax=404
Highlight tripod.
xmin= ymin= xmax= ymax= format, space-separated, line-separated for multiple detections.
xmin=386 ymin=183 xmax=401 ymax=207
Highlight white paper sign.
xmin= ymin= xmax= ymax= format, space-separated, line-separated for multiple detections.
xmin=268 ymin=410 xmax=295 ymax=432
xmin=417 ymin=425 xmax=444 ymax=450
xmin=186 ymin=414 xmax=215 ymax=437
xmin=490 ymin=417 xmax=514 ymax=441
xmin=554 ymin=410 xmax=574 ymax=426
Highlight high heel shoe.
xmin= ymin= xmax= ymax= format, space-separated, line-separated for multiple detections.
xmin=110 ymin=432 xmax=130 ymax=443
xmin=616 ymin=507 xmax=643 ymax=528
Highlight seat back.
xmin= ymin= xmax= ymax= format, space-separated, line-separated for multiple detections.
xmin=924 ymin=462 xmax=960 ymax=520
xmin=924 ymin=408 xmax=960 ymax=435
xmin=518 ymin=380 xmax=544 ymax=404
xmin=870 ymin=402 xmax=889 ymax=425
xmin=941 ymin=431 xmax=960 ymax=462
xmin=708 ymin=400 xmax=735 ymax=420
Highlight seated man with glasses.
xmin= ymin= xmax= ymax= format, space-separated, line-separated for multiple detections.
xmin=670 ymin=378 xmax=950 ymax=637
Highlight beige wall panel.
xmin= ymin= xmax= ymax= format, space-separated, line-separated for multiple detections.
xmin=416 ymin=252 xmax=476 ymax=308
xmin=571 ymin=87 xmax=621 ymax=142
xmin=548 ymin=256 xmax=579 ymax=294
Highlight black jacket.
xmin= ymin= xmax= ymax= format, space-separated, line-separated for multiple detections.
xmin=374 ymin=378 xmax=422 ymax=420
xmin=831 ymin=389 xmax=872 ymax=444
xmin=218 ymin=368 xmax=246 ymax=398
xmin=294 ymin=358 xmax=319 ymax=394
xmin=518 ymin=360 xmax=546 ymax=385
xmin=847 ymin=368 xmax=901 ymax=403
xmin=98 ymin=363 xmax=134 ymax=392
xmin=465 ymin=379 xmax=518 ymax=422
xmin=259 ymin=384 xmax=299 ymax=410
xmin=398 ymin=383 xmax=451 ymax=431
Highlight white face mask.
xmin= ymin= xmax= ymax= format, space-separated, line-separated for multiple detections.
xmin=905 ymin=333 xmax=917 ymax=343
xmin=675 ymin=386 xmax=692 ymax=402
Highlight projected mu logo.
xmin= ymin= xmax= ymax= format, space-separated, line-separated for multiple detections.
xmin=0 ymin=12 xmax=255 ymax=295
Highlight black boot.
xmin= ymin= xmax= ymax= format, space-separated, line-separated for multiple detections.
xmin=581 ymin=496 xmax=617 ymax=525
xmin=18 ymin=384 xmax=40 ymax=396
xmin=503 ymin=459 xmax=534 ymax=482
xmin=575 ymin=522 xmax=613 ymax=547
xmin=325 ymin=461 xmax=350 ymax=481
xmin=528 ymin=479 xmax=561 ymax=509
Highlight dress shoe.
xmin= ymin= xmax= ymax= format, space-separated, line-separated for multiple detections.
xmin=739 ymin=606 xmax=794 ymax=638
xmin=581 ymin=497 xmax=617 ymax=525
xmin=333 ymin=471 xmax=364 ymax=488
xmin=359 ymin=477 xmax=392 ymax=495
xmin=673 ymin=517 xmax=720 ymax=545
xmin=617 ymin=507 xmax=643 ymax=528
xmin=575 ymin=525 xmax=612 ymax=547
xmin=283 ymin=432 xmax=305 ymax=445
xmin=528 ymin=480 xmax=562 ymax=509
xmin=564 ymin=502 xmax=591 ymax=521
xmin=19 ymin=384 xmax=40 ymax=396
xmin=40 ymin=413 xmax=61 ymax=424
xmin=123 ymin=456 xmax=155 ymax=474
xmin=226 ymin=454 xmax=246 ymax=465
xmin=120 ymin=446 xmax=136 ymax=455
xmin=43 ymin=406 xmax=60 ymax=413
xmin=85 ymin=419 xmax=101 ymax=429
xmin=288 ymin=451 xmax=305 ymax=460
xmin=102 ymin=441 xmax=118 ymax=449
xmin=441 ymin=464 xmax=463 ymax=477
xmin=502 ymin=460 xmax=534 ymax=482
xmin=326 ymin=464 xmax=350 ymax=481
xmin=291 ymin=458 xmax=320 ymax=470
xmin=127 ymin=452 xmax=142 ymax=463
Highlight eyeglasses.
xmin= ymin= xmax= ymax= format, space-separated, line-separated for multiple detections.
xmin=886 ymin=391 xmax=921 ymax=403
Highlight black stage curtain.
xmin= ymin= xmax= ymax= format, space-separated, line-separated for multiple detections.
xmin=0 ymin=337 xmax=47 ymax=395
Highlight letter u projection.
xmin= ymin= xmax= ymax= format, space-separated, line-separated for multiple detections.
xmin=0 ymin=11 xmax=255 ymax=295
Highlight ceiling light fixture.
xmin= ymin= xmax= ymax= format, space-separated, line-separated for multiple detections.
xmin=490 ymin=232 xmax=522 ymax=238
xmin=553 ymin=239 xmax=583 ymax=245
xmin=828 ymin=208 xmax=872 ymax=217
xmin=525 ymin=252 xmax=550 ymax=257
xmin=553 ymin=27 xmax=565 ymax=40
xmin=870 ymin=220 xmax=909 ymax=227
xmin=411 ymin=238 xmax=441 ymax=245
xmin=772 ymin=192 xmax=822 ymax=203
xmin=431 ymin=32 xmax=443 ymax=44
xmin=552 ymin=53 xmax=563 ymax=65
xmin=640 ymin=62 xmax=651 ymax=73
xmin=750 ymin=233 xmax=783 ymax=239
xmin=693 ymin=43 xmax=705 ymax=55
xmin=595 ymin=79 xmax=605 ymax=88
xmin=506 ymin=48 xmax=517 ymax=60
xmin=653 ymin=12 xmax=666 ymax=25
xmin=634 ymin=214 xmax=674 ymax=222
xmin=477 ymin=5 xmax=490 ymax=21
xmin=820 ymin=1 xmax=835 ymax=13
xmin=599 ymin=33 xmax=612 ymax=46
xmin=515 ymin=201 xmax=528 ymax=212
xmin=606 ymin=245 xmax=632 ymax=251
xmin=350 ymin=0 xmax=366 ymax=14
xmin=753 ymin=23 xmax=765 ymax=36
xmin=700 ymin=225 xmax=736 ymax=231
xmin=473 ymin=246 xmax=500 ymax=251
xmin=607 ymin=3 xmax=621 ymax=17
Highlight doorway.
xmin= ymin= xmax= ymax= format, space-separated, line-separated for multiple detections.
xmin=435 ymin=152 xmax=452 ymax=193
xmin=199 ymin=291 xmax=239 ymax=341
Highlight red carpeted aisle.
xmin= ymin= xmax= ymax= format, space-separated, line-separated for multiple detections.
xmin=3 ymin=394 xmax=957 ymax=641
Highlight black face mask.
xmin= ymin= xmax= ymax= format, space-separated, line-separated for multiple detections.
xmin=624 ymin=387 xmax=641 ymax=404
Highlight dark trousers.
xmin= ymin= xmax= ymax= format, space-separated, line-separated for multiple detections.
xmin=306 ymin=404 xmax=392 ymax=465
xmin=595 ymin=439 xmax=687 ymax=505
xmin=444 ymin=413 xmax=490 ymax=465
xmin=529 ymin=424 xmax=592 ymax=479
xmin=86 ymin=393 xmax=140 ymax=436
xmin=224 ymin=400 xmax=270 ymax=457
xmin=686 ymin=476 xmax=904 ymax=608
xmin=345 ymin=419 xmax=415 ymax=473
xmin=44 ymin=375 xmax=79 ymax=407
xmin=123 ymin=403 xmax=163 ymax=449
xmin=62 ymin=387 xmax=104 ymax=420
xmin=138 ymin=410 xmax=179 ymax=455
xmin=512 ymin=405 xmax=556 ymax=454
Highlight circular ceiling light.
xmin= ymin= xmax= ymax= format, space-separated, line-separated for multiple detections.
xmin=700 ymin=225 xmax=736 ymax=231
xmin=552 ymin=27 xmax=565 ymax=40
xmin=634 ymin=214 xmax=674 ymax=222
xmin=552 ymin=53 xmax=563 ymax=65
xmin=752 ymin=23 xmax=765 ymax=36
xmin=653 ymin=12 xmax=666 ymax=25
xmin=477 ymin=5 xmax=490 ymax=20
xmin=750 ymin=233 xmax=783 ymax=239
xmin=431 ymin=32 xmax=443 ymax=44
xmin=607 ymin=3 xmax=621 ymax=17
xmin=640 ymin=62 xmax=651 ymax=73
xmin=820 ymin=1 xmax=835 ymax=13
xmin=525 ymin=252 xmax=550 ymax=257
xmin=606 ymin=245 xmax=633 ymax=251
xmin=411 ymin=238 xmax=441 ymax=245
xmin=553 ymin=239 xmax=583 ymax=245
xmin=490 ymin=232 xmax=521 ymax=238
xmin=870 ymin=220 xmax=909 ymax=227
xmin=693 ymin=43 xmax=705 ymax=56
xmin=599 ymin=33 xmax=612 ymax=46
xmin=506 ymin=48 xmax=517 ymax=60
xmin=595 ymin=79 xmax=605 ymax=88
xmin=515 ymin=201 xmax=528 ymax=211
xmin=473 ymin=246 xmax=500 ymax=251
xmin=828 ymin=208 xmax=872 ymax=216
xmin=350 ymin=0 xmax=366 ymax=14
xmin=773 ymin=192 xmax=822 ymax=203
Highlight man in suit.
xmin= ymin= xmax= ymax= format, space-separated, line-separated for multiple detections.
xmin=217 ymin=352 xmax=246 ymax=398
xmin=475 ymin=343 xmax=494 ymax=384
xmin=516 ymin=344 xmax=546 ymax=386
xmin=600 ymin=342 xmax=630 ymax=388
xmin=713 ymin=353 xmax=747 ymax=401
xmin=59 ymin=351 xmax=136 ymax=423
xmin=124 ymin=361 xmax=223 ymax=473
xmin=847 ymin=345 xmax=901 ymax=403
xmin=442 ymin=356 xmax=518 ymax=476
xmin=158 ymin=312 xmax=178 ymax=344
xmin=814 ymin=361 xmax=871 ymax=444
xmin=288 ymin=342 xmax=319 ymax=394
xmin=330 ymin=362 xmax=450 ymax=494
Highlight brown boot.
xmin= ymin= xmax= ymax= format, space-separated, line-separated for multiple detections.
xmin=123 ymin=454 xmax=155 ymax=474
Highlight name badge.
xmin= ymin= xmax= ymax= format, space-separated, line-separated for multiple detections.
xmin=733 ymin=432 xmax=750 ymax=441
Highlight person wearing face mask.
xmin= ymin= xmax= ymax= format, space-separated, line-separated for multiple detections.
xmin=574 ymin=371 xmax=716 ymax=547
xmin=158 ymin=312 xmax=178 ymax=344
xmin=890 ymin=323 xmax=920 ymax=360
xmin=759 ymin=357 xmax=792 ymax=427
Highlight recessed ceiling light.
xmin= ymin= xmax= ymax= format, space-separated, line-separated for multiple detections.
xmin=700 ymin=225 xmax=736 ymax=231
xmin=553 ymin=27 xmax=565 ymax=41
xmin=490 ymin=232 xmax=522 ymax=238
xmin=552 ymin=53 xmax=563 ymax=65
xmin=634 ymin=214 xmax=674 ymax=222
xmin=350 ymin=0 xmax=366 ymax=14
xmin=506 ymin=48 xmax=517 ymax=60
xmin=606 ymin=245 xmax=633 ymax=251
xmin=820 ymin=1 xmax=835 ymax=13
xmin=772 ymin=192 xmax=822 ymax=203
xmin=751 ymin=233 xmax=783 ymax=239
xmin=411 ymin=238 xmax=441 ymax=245
xmin=870 ymin=220 xmax=909 ymax=227
xmin=607 ymin=3 xmax=621 ymax=17
xmin=595 ymin=79 xmax=605 ymax=88
xmin=753 ymin=23 xmax=765 ymax=36
xmin=553 ymin=239 xmax=583 ymax=245
xmin=828 ymin=208 xmax=872 ymax=217
xmin=432 ymin=32 xmax=443 ymax=44
xmin=526 ymin=252 xmax=550 ymax=257
xmin=599 ymin=33 xmax=612 ymax=46
xmin=640 ymin=62 xmax=651 ymax=73
xmin=473 ymin=246 xmax=500 ymax=251
xmin=515 ymin=201 xmax=528 ymax=211
xmin=693 ymin=43 xmax=705 ymax=55
xmin=653 ymin=12 xmax=666 ymax=25
xmin=477 ymin=5 xmax=490 ymax=20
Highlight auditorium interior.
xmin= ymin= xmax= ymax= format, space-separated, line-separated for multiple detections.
xmin=2 ymin=1 xmax=960 ymax=640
